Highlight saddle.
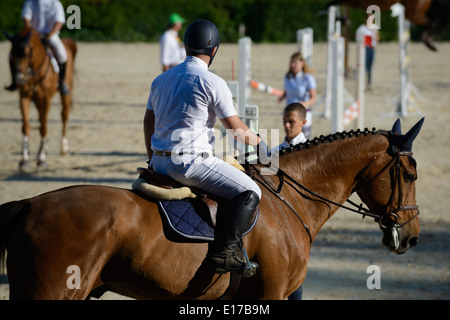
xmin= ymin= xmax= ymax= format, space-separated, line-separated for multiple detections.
xmin=132 ymin=167 xmax=259 ymax=243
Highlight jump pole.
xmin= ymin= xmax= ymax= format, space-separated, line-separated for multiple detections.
xmin=330 ymin=36 xmax=345 ymax=133
xmin=238 ymin=37 xmax=252 ymax=119
xmin=226 ymin=37 xmax=259 ymax=159
xmin=386 ymin=3 xmax=424 ymax=117
xmin=250 ymin=80 xmax=283 ymax=97
xmin=297 ymin=27 xmax=314 ymax=67
xmin=324 ymin=5 xmax=338 ymax=119
xmin=331 ymin=36 xmax=365 ymax=132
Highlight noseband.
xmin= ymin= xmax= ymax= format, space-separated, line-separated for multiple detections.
xmin=250 ymin=148 xmax=420 ymax=245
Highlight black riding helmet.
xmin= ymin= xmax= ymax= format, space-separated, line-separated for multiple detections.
xmin=184 ymin=20 xmax=220 ymax=66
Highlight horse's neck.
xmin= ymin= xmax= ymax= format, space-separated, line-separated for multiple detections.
xmin=30 ymin=32 xmax=48 ymax=71
xmin=278 ymin=134 xmax=388 ymax=237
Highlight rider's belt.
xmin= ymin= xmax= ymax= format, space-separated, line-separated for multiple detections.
xmin=154 ymin=151 xmax=173 ymax=156
xmin=154 ymin=151 xmax=210 ymax=158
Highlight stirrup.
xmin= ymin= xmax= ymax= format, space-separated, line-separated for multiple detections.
xmin=241 ymin=245 xmax=258 ymax=278
xmin=207 ymin=242 xmax=258 ymax=278
xmin=59 ymin=83 xmax=70 ymax=95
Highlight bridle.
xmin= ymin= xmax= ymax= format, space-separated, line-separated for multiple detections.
xmin=367 ymin=150 xmax=420 ymax=228
xmin=12 ymin=41 xmax=51 ymax=92
xmin=247 ymin=148 xmax=420 ymax=247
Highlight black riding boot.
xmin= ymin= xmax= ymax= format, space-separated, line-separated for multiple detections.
xmin=58 ymin=62 xmax=70 ymax=95
xmin=5 ymin=58 xmax=17 ymax=91
xmin=207 ymin=190 xmax=260 ymax=275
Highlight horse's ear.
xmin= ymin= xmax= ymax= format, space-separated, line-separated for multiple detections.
xmin=391 ymin=118 xmax=402 ymax=135
xmin=3 ymin=30 xmax=14 ymax=42
xmin=401 ymin=117 xmax=425 ymax=151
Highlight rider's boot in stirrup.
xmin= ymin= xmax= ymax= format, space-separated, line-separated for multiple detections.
xmin=207 ymin=190 xmax=260 ymax=276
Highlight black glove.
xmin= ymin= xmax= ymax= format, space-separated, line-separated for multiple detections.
xmin=256 ymin=137 xmax=271 ymax=165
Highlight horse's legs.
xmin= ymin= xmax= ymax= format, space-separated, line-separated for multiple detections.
xmin=60 ymin=94 xmax=71 ymax=155
xmin=19 ymin=95 xmax=31 ymax=172
xmin=36 ymin=98 xmax=51 ymax=167
xmin=59 ymin=49 xmax=73 ymax=155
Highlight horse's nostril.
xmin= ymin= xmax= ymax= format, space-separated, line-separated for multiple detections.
xmin=408 ymin=237 xmax=419 ymax=247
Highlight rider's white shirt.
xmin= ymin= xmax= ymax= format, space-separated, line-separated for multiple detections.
xmin=160 ymin=29 xmax=186 ymax=67
xmin=148 ymin=56 xmax=261 ymax=200
xmin=147 ymin=56 xmax=237 ymax=154
xmin=22 ymin=0 xmax=65 ymax=35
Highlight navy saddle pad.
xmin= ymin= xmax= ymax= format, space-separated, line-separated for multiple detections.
xmin=157 ymin=198 xmax=259 ymax=242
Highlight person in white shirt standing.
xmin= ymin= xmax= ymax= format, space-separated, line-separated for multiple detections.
xmin=5 ymin=0 xmax=70 ymax=95
xmin=356 ymin=16 xmax=380 ymax=90
xmin=272 ymin=103 xmax=307 ymax=153
xmin=160 ymin=13 xmax=187 ymax=72
xmin=144 ymin=20 xmax=270 ymax=276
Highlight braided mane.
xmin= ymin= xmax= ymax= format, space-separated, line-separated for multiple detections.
xmin=278 ymin=127 xmax=379 ymax=156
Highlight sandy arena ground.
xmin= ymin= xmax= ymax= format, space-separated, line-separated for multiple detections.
xmin=0 ymin=40 xmax=449 ymax=300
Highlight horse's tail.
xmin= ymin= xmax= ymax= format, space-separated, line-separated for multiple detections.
xmin=0 ymin=200 xmax=28 ymax=273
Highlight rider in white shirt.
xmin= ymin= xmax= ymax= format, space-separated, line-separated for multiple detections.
xmin=22 ymin=0 xmax=69 ymax=95
xmin=6 ymin=0 xmax=69 ymax=94
xmin=145 ymin=20 xmax=270 ymax=275
xmin=160 ymin=13 xmax=187 ymax=72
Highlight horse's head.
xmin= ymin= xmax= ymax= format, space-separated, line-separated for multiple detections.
xmin=4 ymin=30 xmax=36 ymax=87
xmin=356 ymin=118 xmax=424 ymax=255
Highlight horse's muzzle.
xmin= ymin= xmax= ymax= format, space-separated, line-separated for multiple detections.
xmin=382 ymin=228 xmax=419 ymax=255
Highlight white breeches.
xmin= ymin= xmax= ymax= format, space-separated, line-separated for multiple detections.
xmin=151 ymin=154 xmax=262 ymax=200
xmin=47 ymin=33 xmax=67 ymax=64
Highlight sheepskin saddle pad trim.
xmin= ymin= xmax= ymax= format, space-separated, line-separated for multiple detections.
xmin=131 ymin=167 xmax=258 ymax=242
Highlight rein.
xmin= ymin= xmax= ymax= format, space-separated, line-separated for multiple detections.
xmin=250 ymin=167 xmax=314 ymax=244
xmin=246 ymin=148 xmax=420 ymax=246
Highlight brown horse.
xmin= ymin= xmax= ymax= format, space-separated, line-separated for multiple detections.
xmin=0 ymin=119 xmax=424 ymax=300
xmin=5 ymin=29 xmax=77 ymax=172
xmin=328 ymin=0 xmax=449 ymax=51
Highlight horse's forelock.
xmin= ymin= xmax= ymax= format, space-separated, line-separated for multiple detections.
xmin=11 ymin=32 xmax=32 ymax=58
xmin=11 ymin=43 xmax=28 ymax=58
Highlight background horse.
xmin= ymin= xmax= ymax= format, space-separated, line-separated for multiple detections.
xmin=0 ymin=119 xmax=423 ymax=300
xmin=328 ymin=0 xmax=449 ymax=51
xmin=5 ymin=29 xmax=77 ymax=172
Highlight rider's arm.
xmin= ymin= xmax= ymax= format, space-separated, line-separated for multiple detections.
xmin=220 ymin=115 xmax=261 ymax=146
xmin=47 ymin=22 xmax=64 ymax=38
xmin=21 ymin=18 xmax=32 ymax=34
xmin=143 ymin=109 xmax=155 ymax=160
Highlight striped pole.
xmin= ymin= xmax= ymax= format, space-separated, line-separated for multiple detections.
xmin=250 ymin=80 xmax=283 ymax=97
